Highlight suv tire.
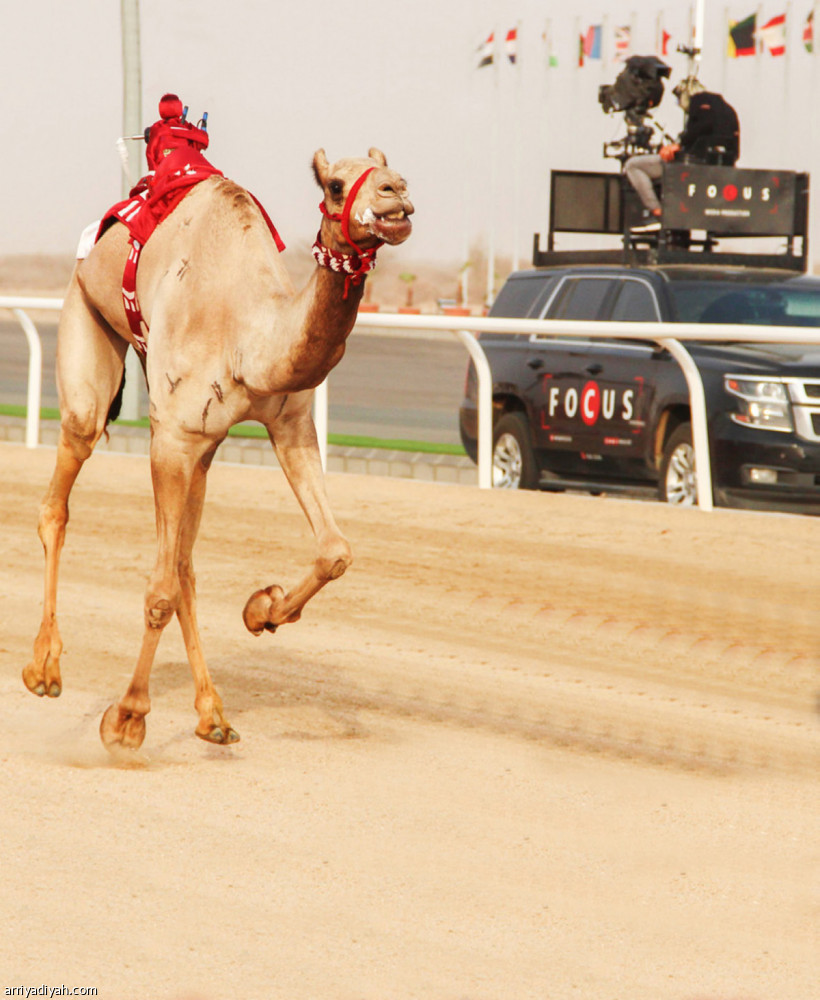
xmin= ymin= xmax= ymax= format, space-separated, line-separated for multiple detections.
xmin=493 ymin=412 xmax=539 ymax=490
xmin=659 ymin=423 xmax=697 ymax=505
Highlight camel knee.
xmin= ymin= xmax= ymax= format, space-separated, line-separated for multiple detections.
xmin=316 ymin=541 xmax=353 ymax=582
xmin=145 ymin=598 xmax=176 ymax=630
xmin=60 ymin=407 xmax=107 ymax=461
xmin=144 ymin=579 xmax=179 ymax=630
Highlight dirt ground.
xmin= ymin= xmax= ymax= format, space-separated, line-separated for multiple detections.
xmin=0 ymin=443 xmax=817 ymax=1000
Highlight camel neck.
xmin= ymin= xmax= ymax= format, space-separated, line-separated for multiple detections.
xmin=306 ymin=262 xmax=366 ymax=333
xmin=269 ymin=264 xmax=364 ymax=390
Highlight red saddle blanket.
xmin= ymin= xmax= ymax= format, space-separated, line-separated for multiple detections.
xmin=97 ymin=146 xmax=285 ymax=352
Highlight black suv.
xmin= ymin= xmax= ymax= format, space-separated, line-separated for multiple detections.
xmin=459 ymin=264 xmax=820 ymax=514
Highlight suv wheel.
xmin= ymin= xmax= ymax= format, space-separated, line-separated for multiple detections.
xmin=659 ymin=423 xmax=697 ymax=505
xmin=492 ymin=412 xmax=538 ymax=490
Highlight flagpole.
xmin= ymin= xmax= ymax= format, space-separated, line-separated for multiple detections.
xmin=487 ymin=33 xmax=499 ymax=308
xmin=783 ymin=3 xmax=792 ymax=132
xmin=461 ymin=37 xmax=472 ymax=309
xmin=812 ymin=5 xmax=818 ymax=271
xmin=121 ymin=0 xmax=142 ymax=422
xmin=694 ymin=0 xmax=705 ymax=62
xmin=721 ymin=5 xmax=729 ymax=92
xmin=542 ymin=18 xmax=554 ymax=259
xmin=685 ymin=4 xmax=695 ymax=76
xmin=511 ymin=20 xmax=522 ymax=272
xmin=754 ymin=3 xmax=763 ymax=140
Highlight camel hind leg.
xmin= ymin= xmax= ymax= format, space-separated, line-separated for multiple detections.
xmin=23 ymin=272 xmax=128 ymax=698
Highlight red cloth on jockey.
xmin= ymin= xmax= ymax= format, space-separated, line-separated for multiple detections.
xmin=145 ymin=98 xmax=209 ymax=170
xmin=95 ymin=94 xmax=286 ymax=351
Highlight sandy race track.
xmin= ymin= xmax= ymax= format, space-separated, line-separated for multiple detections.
xmin=0 ymin=441 xmax=817 ymax=1000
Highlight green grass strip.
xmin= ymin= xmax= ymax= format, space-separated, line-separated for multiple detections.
xmin=0 ymin=405 xmax=466 ymax=456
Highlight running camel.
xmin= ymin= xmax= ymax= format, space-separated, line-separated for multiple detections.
xmin=23 ymin=147 xmax=414 ymax=750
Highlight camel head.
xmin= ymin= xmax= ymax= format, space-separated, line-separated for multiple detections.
xmin=313 ymin=148 xmax=414 ymax=252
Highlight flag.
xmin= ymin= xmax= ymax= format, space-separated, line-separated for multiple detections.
xmin=477 ymin=32 xmax=494 ymax=68
xmin=804 ymin=9 xmax=814 ymax=52
xmin=660 ymin=28 xmax=672 ymax=56
xmin=759 ymin=12 xmax=787 ymax=55
xmin=542 ymin=22 xmax=558 ymax=67
xmin=542 ymin=23 xmax=559 ymax=67
xmin=583 ymin=24 xmax=602 ymax=60
xmin=614 ymin=25 xmax=631 ymax=62
xmin=578 ymin=33 xmax=585 ymax=67
xmin=505 ymin=27 xmax=518 ymax=64
xmin=729 ymin=14 xmax=757 ymax=56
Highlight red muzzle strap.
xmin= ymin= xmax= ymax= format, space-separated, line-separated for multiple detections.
xmin=318 ymin=166 xmax=384 ymax=297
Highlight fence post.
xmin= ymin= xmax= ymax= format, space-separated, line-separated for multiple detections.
xmin=455 ymin=329 xmax=493 ymax=489
xmin=658 ymin=337 xmax=713 ymax=511
xmin=12 ymin=309 xmax=42 ymax=449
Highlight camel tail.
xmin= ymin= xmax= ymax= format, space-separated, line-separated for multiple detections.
xmin=106 ymin=370 xmax=126 ymax=426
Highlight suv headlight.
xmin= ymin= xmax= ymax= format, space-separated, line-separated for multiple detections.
xmin=724 ymin=376 xmax=793 ymax=432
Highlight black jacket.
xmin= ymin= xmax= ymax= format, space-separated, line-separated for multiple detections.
xmin=679 ymin=92 xmax=740 ymax=164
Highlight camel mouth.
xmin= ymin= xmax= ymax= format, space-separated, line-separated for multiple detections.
xmin=370 ymin=211 xmax=413 ymax=244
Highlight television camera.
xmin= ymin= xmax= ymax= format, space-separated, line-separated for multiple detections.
xmin=599 ymin=55 xmax=672 ymax=164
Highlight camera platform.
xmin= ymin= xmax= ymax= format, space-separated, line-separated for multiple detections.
xmin=535 ymin=166 xmax=810 ymax=272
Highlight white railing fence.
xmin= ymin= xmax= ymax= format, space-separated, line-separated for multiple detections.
xmin=3 ymin=295 xmax=820 ymax=512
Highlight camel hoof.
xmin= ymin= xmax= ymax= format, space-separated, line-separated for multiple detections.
xmin=22 ymin=663 xmax=49 ymax=697
xmin=196 ymin=726 xmax=240 ymax=746
xmin=47 ymin=682 xmax=61 ymax=698
xmin=99 ymin=704 xmax=147 ymax=752
xmin=242 ymin=585 xmax=285 ymax=636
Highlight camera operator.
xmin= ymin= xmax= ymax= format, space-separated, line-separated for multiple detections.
xmin=625 ymin=78 xmax=740 ymax=233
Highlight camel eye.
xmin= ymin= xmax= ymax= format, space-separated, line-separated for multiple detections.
xmin=328 ymin=179 xmax=344 ymax=198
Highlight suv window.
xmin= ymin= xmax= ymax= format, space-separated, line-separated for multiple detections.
xmin=669 ymin=280 xmax=820 ymax=326
xmin=609 ymin=279 xmax=661 ymax=322
xmin=490 ymin=275 xmax=559 ymax=318
xmin=548 ymin=277 xmax=616 ymax=320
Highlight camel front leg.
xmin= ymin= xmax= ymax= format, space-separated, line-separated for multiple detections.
xmin=243 ymin=397 xmax=352 ymax=635
xmin=175 ymin=455 xmax=239 ymax=744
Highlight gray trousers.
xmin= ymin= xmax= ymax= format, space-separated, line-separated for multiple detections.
xmin=624 ymin=154 xmax=663 ymax=213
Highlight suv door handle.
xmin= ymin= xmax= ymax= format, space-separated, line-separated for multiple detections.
xmin=585 ymin=363 xmax=603 ymax=375
xmin=527 ymin=357 xmax=544 ymax=370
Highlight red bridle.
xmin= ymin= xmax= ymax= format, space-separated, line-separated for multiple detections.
xmin=315 ymin=166 xmax=385 ymax=298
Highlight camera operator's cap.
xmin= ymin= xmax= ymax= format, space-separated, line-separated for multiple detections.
xmin=672 ymin=76 xmax=706 ymax=101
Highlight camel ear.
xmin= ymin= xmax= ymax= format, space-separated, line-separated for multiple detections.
xmin=368 ymin=147 xmax=387 ymax=166
xmin=312 ymin=149 xmax=329 ymax=187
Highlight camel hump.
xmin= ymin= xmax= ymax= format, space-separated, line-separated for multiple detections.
xmin=209 ymin=177 xmax=286 ymax=253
